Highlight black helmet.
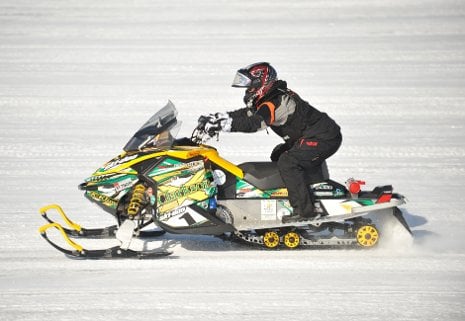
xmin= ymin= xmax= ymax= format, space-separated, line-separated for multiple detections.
xmin=232 ymin=62 xmax=278 ymax=106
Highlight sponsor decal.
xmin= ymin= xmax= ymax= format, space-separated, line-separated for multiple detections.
xmin=158 ymin=160 xmax=204 ymax=170
xmin=261 ymin=200 xmax=277 ymax=220
xmin=103 ymin=154 xmax=138 ymax=171
xmin=160 ymin=206 xmax=187 ymax=220
xmin=269 ymin=188 xmax=288 ymax=197
xmin=314 ymin=191 xmax=334 ymax=197
xmin=299 ymin=138 xmax=318 ymax=148
xmin=88 ymin=191 xmax=118 ymax=208
xmin=312 ymin=183 xmax=333 ymax=190
xmin=150 ymin=160 xmax=205 ymax=179
xmin=158 ymin=179 xmax=210 ymax=205
xmin=113 ymin=178 xmax=135 ymax=193
xmin=160 ymin=207 xmax=209 ymax=227
xmin=87 ymin=173 xmax=121 ymax=183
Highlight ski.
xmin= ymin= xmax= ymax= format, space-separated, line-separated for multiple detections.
xmin=39 ymin=222 xmax=172 ymax=259
xmin=39 ymin=204 xmax=166 ymax=238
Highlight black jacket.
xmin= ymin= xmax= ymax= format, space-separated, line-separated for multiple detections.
xmin=228 ymin=80 xmax=341 ymax=145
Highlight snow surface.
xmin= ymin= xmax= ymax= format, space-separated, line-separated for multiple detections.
xmin=1 ymin=0 xmax=465 ymax=320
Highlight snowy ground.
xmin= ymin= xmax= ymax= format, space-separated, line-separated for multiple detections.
xmin=1 ymin=0 xmax=465 ymax=320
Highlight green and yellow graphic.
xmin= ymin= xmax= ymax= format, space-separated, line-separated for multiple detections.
xmin=150 ymin=159 xmax=215 ymax=213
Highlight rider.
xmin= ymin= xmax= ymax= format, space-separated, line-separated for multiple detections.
xmin=198 ymin=62 xmax=342 ymax=222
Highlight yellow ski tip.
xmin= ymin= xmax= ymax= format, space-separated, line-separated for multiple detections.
xmin=39 ymin=223 xmax=85 ymax=252
xmin=39 ymin=204 xmax=82 ymax=232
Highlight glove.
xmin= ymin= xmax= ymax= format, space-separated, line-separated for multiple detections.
xmin=196 ymin=115 xmax=214 ymax=131
xmin=270 ymin=142 xmax=291 ymax=162
xmin=197 ymin=112 xmax=232 ymax=138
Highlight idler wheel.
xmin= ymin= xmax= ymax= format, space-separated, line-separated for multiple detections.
xmin=263 ymin=231 xmax=280 ymax=249
xmin=283 ymin=231 xmax=300 ymax=249
xmin=356 ymin=225 xmax=379 ymax=247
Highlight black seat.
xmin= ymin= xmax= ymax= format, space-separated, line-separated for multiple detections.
xmin=238 ymin=162 xmax=285 ymax=190
xmin=238 ymin=161 xmax=330 ymax=190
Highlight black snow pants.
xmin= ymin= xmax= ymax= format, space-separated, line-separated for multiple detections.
xmin=277 ymin=133 xmax=342 ymax=216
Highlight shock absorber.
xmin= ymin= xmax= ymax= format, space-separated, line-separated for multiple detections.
xmin=127 ymin=184 xmax=146 ymax=216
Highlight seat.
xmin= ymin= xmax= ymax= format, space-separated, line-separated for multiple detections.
xmin=238 ymin=161 xmax=329 ymax=190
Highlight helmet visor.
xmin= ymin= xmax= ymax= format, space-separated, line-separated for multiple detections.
xmin=231 ymin=70 xmax=252 ymax=88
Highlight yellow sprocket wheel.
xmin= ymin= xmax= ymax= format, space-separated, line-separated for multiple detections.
xmin=263 ymin=231 xmax=280 ymax=249
xmin=356 ymin=225 xmax=379 ymax=247
xmin=283 ymin=231 xmax=300 ymax=249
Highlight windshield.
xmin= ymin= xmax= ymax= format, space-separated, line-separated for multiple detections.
xmin=123 ymin=100 xmax=180 ymax=152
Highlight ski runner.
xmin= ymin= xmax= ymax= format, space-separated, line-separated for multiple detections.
xmin=197 ymin=62 xmax=342 ymax=223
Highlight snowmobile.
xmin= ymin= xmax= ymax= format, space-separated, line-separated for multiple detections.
xmin=38 ymin=101 xmax=412 ymax=259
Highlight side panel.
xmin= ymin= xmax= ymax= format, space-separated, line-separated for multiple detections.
xmin=156 ymin=204 xmax=235 ymax=235
xmin=148 ymin=157 xmax=216 ymax=221
xmin=82 ymin=173 xmax=139 ymax=215
xmin=219 ymin=199 xmax=293 ymax=230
